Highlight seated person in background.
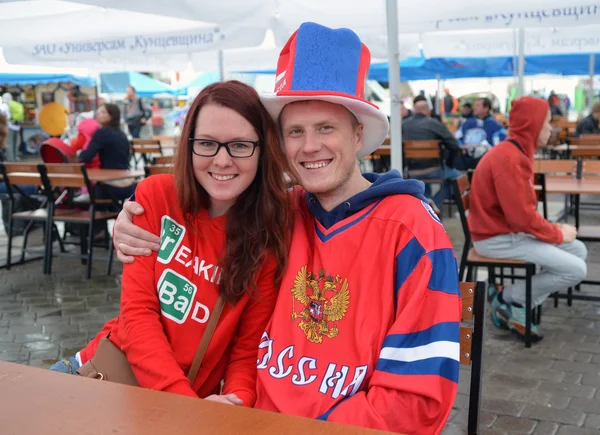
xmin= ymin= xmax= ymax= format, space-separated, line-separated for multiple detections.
xmin=71 ymin=118 xmax=101 ymax=169
xmin=77 ymin=104 xmax=136 ymax=203
xmin=459 ymin=102 xmax=473 ymax=125
xmin=549 ymin=93 xmax=564 ymax=117
xmin=468 ymin=96 xmax=587 ymax=342
xmin=575 ymin=102 xmax=600 ymax=137
xmin=402 ymin=100 xmax=461 ymax=210
xmin=455 ymin=97 xmax=507 ymax=169
xmin=414 ymin=94 xmax=442 ymax=122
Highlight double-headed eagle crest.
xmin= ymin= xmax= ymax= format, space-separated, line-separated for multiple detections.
xmin=291 ymin=266 xmax=350 ymax=344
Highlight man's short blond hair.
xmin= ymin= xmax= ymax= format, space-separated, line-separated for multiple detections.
xmin=592 ymin=101 xmax=600 ymax=115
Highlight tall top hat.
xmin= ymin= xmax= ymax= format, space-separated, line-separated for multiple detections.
xmin=260 ymin=22 xmax=389 ymax=158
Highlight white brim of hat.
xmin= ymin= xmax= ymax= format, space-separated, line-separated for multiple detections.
xmin=260 ymin=93 xmax=389 ymax=159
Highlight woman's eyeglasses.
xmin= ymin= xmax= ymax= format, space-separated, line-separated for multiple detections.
xmin=190 ymin=139 xmax=259 ymax=158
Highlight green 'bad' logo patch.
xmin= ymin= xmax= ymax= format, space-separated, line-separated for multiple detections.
xmin=158 ymin=216 xmax=185 ymax=264
xmin=157 ymin=269 xmax=197 ymax=324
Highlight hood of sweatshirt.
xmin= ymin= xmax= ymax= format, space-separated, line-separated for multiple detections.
xmin=508 ymin=96 xmax=550 ymax=159
xmin=307 ymin=170 xmax=427 ymax=229
xmin=78 ymin=118 xmax=100 ymax=143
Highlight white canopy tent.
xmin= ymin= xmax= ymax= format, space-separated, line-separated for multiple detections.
xmin=422 ymin=24 xmax=600 ymax=58
xmin=3 ymin=0 xmax=596 ymax=169
xmin=0 ymin=0 xmax=219 ymax=45
xmin=2 ymin=25 xmax=268 ymax=71
xmin=64 ymin=0 xmax=600 ymax=34
xmin=58 ymin=0 xmax=600 ymax=170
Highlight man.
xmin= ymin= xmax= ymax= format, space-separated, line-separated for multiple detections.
xmin=124 ymin=86 xmax=150 ymax=139
xmin=442 ymin=88 xmax=458 ymax=116
xmin=111 ymin=23 xmax=461 ymax=434
xmin=402 ymin=99 xmax=461 ymax=209
xmin=548 ymin=91 xmax=564 ymax=117
xmin=575 ymin=101 xmax=600 ymax=137
xmin=459 ymin=102 xmax=473 ymax=125
xmin=468 ymin=96 xmax=587 ymax=342
xmin=455 ymin=97 xmax=506 ymax=169
xmin=414 ymin=94 xmax=441 ymax=122
xmin=2 ymin=93 xmax=24 ymax=161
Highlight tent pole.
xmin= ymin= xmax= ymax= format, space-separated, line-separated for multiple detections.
xmin=386 ymin=0 xmax=402 ymax=172
xmin=589 ymin=54 xmax=595 ymax=113
xmin=517 ymin=27 xmax=525 ymax=97
xmin=513 ymin=28 xmax=518 ymax=84
xmin=218 ymin=50 xmax=225 ymax=81
xmin=436 ymin=74 xmax=443 ymax=117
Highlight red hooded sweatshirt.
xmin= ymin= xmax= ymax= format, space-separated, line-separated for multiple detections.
xmin=72 ymin=118 xmax=101 ymax=169
xmin=468 ymin=97 xmax=563 ymax=245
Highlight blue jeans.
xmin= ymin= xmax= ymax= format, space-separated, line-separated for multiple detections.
xmin=415 ymin=166 xmax=462 ymax=208
xmin=128 ymin=123 xmax=142 ymax=139
xmin=50 ymin=356 xmax=80 ymax=374
xmin=0 ymin=182 xmax=37 ymax=195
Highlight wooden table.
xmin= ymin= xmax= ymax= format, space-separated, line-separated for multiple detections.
xmin=86 ymin=169 xmax=145 ymax=182
xmin=0 ymin=362 xmax=389 ymax=435
xmin=545 ymin=175 xmax=600 ymax=295
xmin=544 ymin=175 xmax=600 ymax=195
xmin=6 ymin=169 xmax=145 ymax=184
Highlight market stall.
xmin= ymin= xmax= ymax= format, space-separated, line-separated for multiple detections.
xmin=0 ymin=73 xmax=97 ymax=154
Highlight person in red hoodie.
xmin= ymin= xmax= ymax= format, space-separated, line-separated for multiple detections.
xmin=70 ymin=118 xmax=101 ymax=169
xmin=468 ymin=96 xmax=587 ymax=342
xmin=49 ymin=81 xmax=292 ymax=407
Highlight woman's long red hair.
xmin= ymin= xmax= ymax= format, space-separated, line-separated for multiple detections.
xmin=174 ymin=80 xmax=292 ymax=304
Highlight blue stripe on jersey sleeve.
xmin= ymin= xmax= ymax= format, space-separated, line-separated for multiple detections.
xmin=382 ymin=322 xmax=460 ymax=349
xmin=427 ymin=249 xmax=460 ymax=296
xmin=376 ymin=356 xmax=459 ymax=383
xmin=377 ymin=322 xmax=460 ymax=383
xmin=395 ymin=237 xmax=426 ymax=297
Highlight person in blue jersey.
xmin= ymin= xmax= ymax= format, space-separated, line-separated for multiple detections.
xmin=455 ymin=97 xmax=507 ymax=170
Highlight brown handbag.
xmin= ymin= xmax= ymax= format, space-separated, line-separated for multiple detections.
xmin=77 ymin=296 xmax=226 ymax=386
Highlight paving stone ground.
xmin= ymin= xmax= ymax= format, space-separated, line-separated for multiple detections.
xmin=1 ymin=196 xmax=600 ymax=434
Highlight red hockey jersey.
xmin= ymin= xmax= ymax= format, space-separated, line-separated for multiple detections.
xmin=255 ymin=172 xmax=461 ymax=434
xmin=80 ymin=174 xmax=278 ymax=406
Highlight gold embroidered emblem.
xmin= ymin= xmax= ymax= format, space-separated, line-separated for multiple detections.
xmin=291 ymin=266 xmax=350 ymax=344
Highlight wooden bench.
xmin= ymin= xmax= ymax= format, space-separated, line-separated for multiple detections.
xmin=0 ymin=163 xmax=117 ymax=279
xmin=145 ymin=164 xmax=174 ymax=177
xmin=460 ymin=281 xmax=485 ymax=435
xmin=153 ymin=155 xmax=174 ymax=165
xmin=132 ymin=139 xmax=163 ymax=165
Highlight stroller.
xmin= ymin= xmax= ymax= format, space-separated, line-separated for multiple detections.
xmin=39 ymin=137 xmax=76 ymax=164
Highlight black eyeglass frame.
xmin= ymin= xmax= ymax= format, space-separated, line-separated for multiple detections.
xmin=189 ymin=138 xmax=260 ymax=158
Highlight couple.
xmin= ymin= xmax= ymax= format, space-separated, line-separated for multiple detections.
xmin=52 ymin=23 xmax=461 ymax=434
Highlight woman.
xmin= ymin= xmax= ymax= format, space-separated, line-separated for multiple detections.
xmin=51 ymin=81 xmax=292 ymax=406
xmin=77 ymin=103 xmax=135 ymax=202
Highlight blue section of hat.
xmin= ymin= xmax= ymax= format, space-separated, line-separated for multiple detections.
xmin=290 ymin=22 xmax=362 ymax=96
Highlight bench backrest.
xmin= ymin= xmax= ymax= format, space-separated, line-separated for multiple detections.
xmin=403 ymin=140 xmax=441 ymax=159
